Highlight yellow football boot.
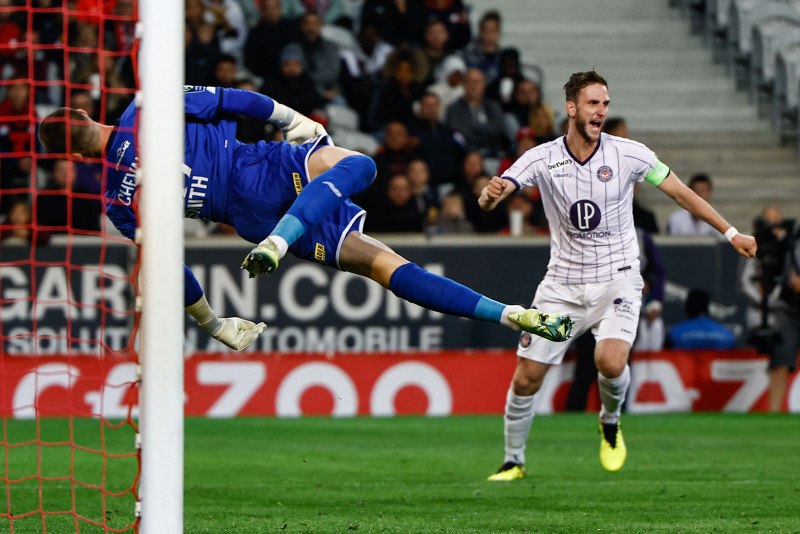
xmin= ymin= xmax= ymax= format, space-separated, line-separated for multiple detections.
xmin=599 ymin=420 xmax=627 ymax=472
xmin=487 ymin=462 xmax=525 ymax=481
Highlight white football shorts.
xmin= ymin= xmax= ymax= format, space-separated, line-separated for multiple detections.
xmin=517 ymin=275 xmax=644 ymax=365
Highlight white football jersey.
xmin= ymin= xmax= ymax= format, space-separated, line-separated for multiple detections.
xmin=501 ymin=133 xmax=661 ymax=284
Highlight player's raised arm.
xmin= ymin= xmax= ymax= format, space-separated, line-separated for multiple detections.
xmin=479 ymin=176 xmax=517 ymax=211
xmin=656 ymin=170 xmax=757 ymax=258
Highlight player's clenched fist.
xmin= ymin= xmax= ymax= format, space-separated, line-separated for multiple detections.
xmin=486 ymin=176 xmax=506 ymax=200
xmin=479 ymin=176 xmax=512 ymax=211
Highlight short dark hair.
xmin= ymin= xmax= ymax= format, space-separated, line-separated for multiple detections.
xmin=602 ymin=117 xmax=626 ymax=134
xmin=689 ymin=173 xmax=712 ymax=189
xmin=480 ymin=10 xmax=501 ymax=28
xmin=685 ymin=288 xmax=710 ymax=318
xmin=563 ymin=70 xmax=608 ymax=103
xmin=38 ymin=108 xmax=96 ymax=155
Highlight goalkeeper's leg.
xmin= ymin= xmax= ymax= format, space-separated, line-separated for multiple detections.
xmin=337 ymin=232 xmax=571 ymax=341
xmin=242 ymin=147 xmax=375 ymax=276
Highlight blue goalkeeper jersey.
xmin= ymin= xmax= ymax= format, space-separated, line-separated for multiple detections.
xmin=103 ymin=86 xmax=277 ymax=239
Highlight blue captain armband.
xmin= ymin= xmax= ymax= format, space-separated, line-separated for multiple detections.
xmin=645 ymin=161 xmax=670 ymax=186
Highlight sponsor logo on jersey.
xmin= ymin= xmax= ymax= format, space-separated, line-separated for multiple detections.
xmin=115 ymin=140 xmax=130 ymax=169
xmin=613 ymin=297 xmax=636 ymax=318
xmin=548 ymin=158 xmax=572 ymax=171
xmin=519 ymin=332 xmax=532 ymax=348
xmin=182 ymin=85 xmax=213 ymax=93
xmin=596 ymin=165 xmax=613 ymax=182
xmin=314 ymin=243 xmax=326 ymax=263
xmin=569 ymin=200 xmax=601 ymax=231
xmin=293 ymin=172 xmax=303 ymax=195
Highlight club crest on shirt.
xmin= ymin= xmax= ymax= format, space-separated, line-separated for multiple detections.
xmin=597 ymin=166 xmax=614 ymax=182
xmin=519 ymin=331 xmax=532 ymax=348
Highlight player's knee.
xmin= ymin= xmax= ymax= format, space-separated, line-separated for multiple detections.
xmin=339 ymin=154 xmax=376 ymax=189
xmin=512 ymin=374 xmax=543 ymax=396
xmin=596 ymin=357 xmax=626 ymax=378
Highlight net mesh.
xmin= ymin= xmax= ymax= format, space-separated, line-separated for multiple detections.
xmin=0 ymin=1 xmax=140 ymax=531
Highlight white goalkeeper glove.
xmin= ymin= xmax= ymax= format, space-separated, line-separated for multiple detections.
xmin=208 ymin=317 xmax=267 ymax=351
xmin=269 ymin=100 xmax=327 ymax=144
xmin=186 ymin=295 xmax=267 ymax=351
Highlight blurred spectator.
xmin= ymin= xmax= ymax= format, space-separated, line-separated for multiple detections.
xmin=1 ymin=199 xmax=50 ymax=245
xmin=445 ymin=68 xmax=507 ymax=158
xmin=422 ymin=0 xmax=470 ymax=50
xmin=0 ymin=0 xmax=22 ymax=65
xmin=101 ymin=54 xmax=135 ymax=122
xmin=185 ymin=0 xmax=221 ymax=85
xmin=485 ymin=49 xmax=524 ymax=109
xmin=244 ymin=0 xmax=294 ymax=81
xmin=340 ymin=24 xmax=394 ymax=130
xmin=204 ymin=0 xmax=248 ymax=62
xmin=498 ymin=193 xmax=539 ymax=236
xmin=409 ymin=92 xmax=466 ymax=187
xmin=282 ymin=0 xmax=347 ymax=25
xmin=371 ymin=48 xmax=424 ymax=129
xmin=462 ymin=10 xmax=515 ymax=82
xmin=504 ymin=79 xmax=544 ymax=132
xmin=360 ymin=0 xmax=423 ymax=47
xmin=233 ymin=79 xmax=272 ymax=144
xmin=667 ymin=289 xmax=735 ymax=349
xmin=603 ymin=116 xmax=629 ymax=139
xmin=413 ymin=19 xmax=452 ymax=87
xmin=36 ymin=159 xmax=101 ymax=232
xmin=407 ymin=159 xmax=439 ymax=227
xmin=634 ymin=227 xmax=666 ymax=351
xmin=298 ymin=11 xmax=343 ymax=102
xmin=461 ymin=172 xmax=507 ymax=232
xmin=667 ymin=173 xmax=716 ymax=236
xmin=69 ymin=22 xmax=99 ymax=87
xmin=103 ymin=0 xmax=136 ymax=53
xmin=0 ymin=82 xmax=32 ymax=154
xmin=70 ymin=90 xmax=96 ymax=120
xmin=0 ymin=156 xmax=35 ymax=213
xmin=206 ymin=53 xmax=238 ymax=88
xmin=740 ymin=206 xmax=800 ymax=411
xmin=428 ymin=54 xmax=466 ymax=118
xmin=529 ymin=102 xmax=556 ymax=143
xmin=498 ymin=126 xmax=537 ymax=176
xmin=371 ymin=120 xmax=423 ymax=192
xmin=363 ymin=174 xmax=425 ymax=233
xmin=261 ymin=43 xmax=326 ymax=117
xmin=431 ymin=190 xmax=473 ymax=234
xmin=5 ymin=29 xmax=61 ymax=106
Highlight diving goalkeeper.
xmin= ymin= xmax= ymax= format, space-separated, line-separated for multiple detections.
xmin=38 ymin=86 xmax=573 ymax=350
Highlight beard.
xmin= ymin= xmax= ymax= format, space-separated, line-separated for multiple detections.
xmin=574 ymin=112 xmax=601 ymax=144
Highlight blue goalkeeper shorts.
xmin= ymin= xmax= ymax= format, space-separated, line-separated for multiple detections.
xmin=226 ymin=135 xmax=366 ymax=269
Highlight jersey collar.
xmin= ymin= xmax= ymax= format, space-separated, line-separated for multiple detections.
xmin=562 ymin=133 xmax=602 ymax=167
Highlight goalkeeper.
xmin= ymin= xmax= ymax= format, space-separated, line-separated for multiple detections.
xmin=38 ymin=86 xmax=573 ymax=350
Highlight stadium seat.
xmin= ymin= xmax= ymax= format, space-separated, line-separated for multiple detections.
xmin=749 ymin=16 xmax=800 ymax=113
xmin=330 ymin=127 xmax=380 ymax=156
xmin=707 ymin=0 xmax=735 ymax=61
xmin=773 ymin=41 xmax=800 ymax=142
xmin=727 ymin=0 xmax=800 ymax=89
xmin=326 ymin=103 xmax=360 ymax=131
xmin=321 ymin=24 xmax=358 ymax=52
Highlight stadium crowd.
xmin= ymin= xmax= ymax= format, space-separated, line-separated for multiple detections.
xmin=0 ymin=0 xmax=797 ymax=392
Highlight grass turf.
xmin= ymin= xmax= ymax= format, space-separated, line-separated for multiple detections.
xmin=3 ymin=414 xmax=800 ymax=533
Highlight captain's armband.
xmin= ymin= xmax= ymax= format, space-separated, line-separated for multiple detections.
xmin=645 ymin=161 xmax=670 ymax=186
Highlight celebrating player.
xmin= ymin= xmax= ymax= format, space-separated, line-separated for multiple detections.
xmin=479 ymin=71 xmax=756 ymax=479
xmin=38 ymin=86 xmax=573 ymax=351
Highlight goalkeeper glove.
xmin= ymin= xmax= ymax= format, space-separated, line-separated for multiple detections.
xmin=186 ymin=295 xmax=267 ymax=351
xmin=269 ymin=100 xmax=328 ymax=143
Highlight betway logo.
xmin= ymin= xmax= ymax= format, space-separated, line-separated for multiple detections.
xmin=548 ymin=158 xmax=572 ymax=171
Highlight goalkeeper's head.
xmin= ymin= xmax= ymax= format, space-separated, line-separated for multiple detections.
xmin=39 ymin=108 xmax=103 ymax=158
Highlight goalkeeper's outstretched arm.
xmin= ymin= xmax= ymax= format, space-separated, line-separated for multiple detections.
xmin=183 ymin=265 xmax=266 ymax=351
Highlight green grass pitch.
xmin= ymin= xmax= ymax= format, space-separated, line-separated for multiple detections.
xmin=3 ymin=414 xmax=800 ymax=533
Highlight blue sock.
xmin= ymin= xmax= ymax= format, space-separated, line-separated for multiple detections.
xmin=388 ymin=263 xmax=507 ymax=323
xmin=270 ymin=154 xmax=376 ymax=246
